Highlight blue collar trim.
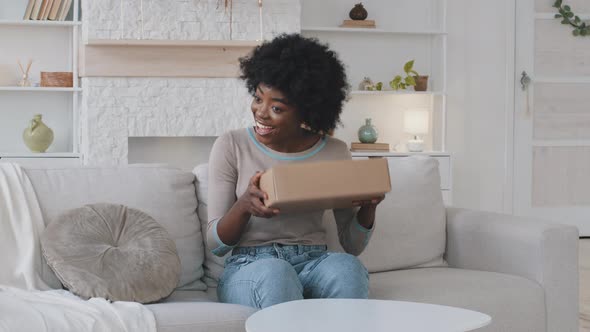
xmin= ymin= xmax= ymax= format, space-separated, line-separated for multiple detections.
xmin=247 ymin=127 xmax=327 ymax=161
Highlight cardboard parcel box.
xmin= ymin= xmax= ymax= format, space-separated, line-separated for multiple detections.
xmin=259 ymin=158 xmax=391 ymax=213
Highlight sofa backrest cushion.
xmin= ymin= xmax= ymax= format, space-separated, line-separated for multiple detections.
xmin=323 ymin=155 xmax=447 ymax=272
xmin=25 ymin=166 xmax=206 ymax=291
xmin=193 ymin=164 xmax=228 ymax=287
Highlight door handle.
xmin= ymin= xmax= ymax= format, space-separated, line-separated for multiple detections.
xmin=520 ymin=71 xmax=531 ymax=91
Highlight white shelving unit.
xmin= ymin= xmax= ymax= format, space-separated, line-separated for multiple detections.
xmin=350 ymin=90 xmax=445 ymax=96
xmin=301 ymin=26 xmax=447 ymax=35
xmin=301 ymin=0 xmax=451 ymax=203
xmin=0 ymin=0 xmax=81 ymax=166
xmin=301 ymin=0 xmax=448 ymax=152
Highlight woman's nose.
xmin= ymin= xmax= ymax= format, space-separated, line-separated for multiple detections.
xmin=255 ymin=103 xmax=270 ymax=118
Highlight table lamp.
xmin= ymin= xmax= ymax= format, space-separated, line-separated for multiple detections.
xmin=403 ymin=110 xmax=429 ymax=152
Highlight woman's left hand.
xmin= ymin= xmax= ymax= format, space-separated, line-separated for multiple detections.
xmin=354 ymin=195 xmax=385 ymax=230
xmin=352 ymin=195 xmax=385 ymax=208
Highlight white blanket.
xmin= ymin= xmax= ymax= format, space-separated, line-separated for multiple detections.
xmin=0 ymin=286 xmax=157 ymax=332
xmin=0 ymin=163 xmax=50 ymax=290
xmin=0 ymin=163 xmax=157 ymax=332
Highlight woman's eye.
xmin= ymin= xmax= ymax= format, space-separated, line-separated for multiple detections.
xmin=271 ymin=106 xmax=282 ymax=113
xmin=253 ymin=95 xmax=262 ymax=103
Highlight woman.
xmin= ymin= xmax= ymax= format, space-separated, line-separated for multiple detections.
xmin=207 ymin=33 xmax=384 ymax=309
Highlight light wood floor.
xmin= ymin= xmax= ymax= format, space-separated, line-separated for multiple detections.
xmin=580 ymin=239 xmax=590 ymax=332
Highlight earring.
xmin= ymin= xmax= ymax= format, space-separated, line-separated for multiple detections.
xmin=300 ymin=122 xmax=312 ymax=131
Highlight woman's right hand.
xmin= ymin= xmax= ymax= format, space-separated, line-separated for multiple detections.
xmin=237 ymin=171 xmax=280 ymax=218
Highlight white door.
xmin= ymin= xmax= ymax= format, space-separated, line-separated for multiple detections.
xmin=514 ymin=0 xmax=590 ymax=235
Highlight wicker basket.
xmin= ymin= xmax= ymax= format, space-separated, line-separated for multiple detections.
xmin=40 ymin=72 xmax=73 ymax=88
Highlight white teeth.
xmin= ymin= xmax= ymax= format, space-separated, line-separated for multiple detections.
xmin=256 ymin=122 xmax=273 ymax=129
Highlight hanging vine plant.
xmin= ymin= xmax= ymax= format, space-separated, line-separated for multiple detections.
xmin=553 ymin=0 xmax=590 ymax=36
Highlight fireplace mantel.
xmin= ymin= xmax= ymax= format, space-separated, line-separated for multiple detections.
xmin=80 ymin=39 xmax=260 ymax=78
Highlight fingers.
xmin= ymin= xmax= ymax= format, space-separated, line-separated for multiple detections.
xmin=353 ymin=195 xmax=386 ymax=207
xmin=250 ymin=186 xmax=267 ymax=200
xmin=249 ymin=171 xmax=268 ymax=200
xmin=250 ymin=198 xmax=280 ymax=218
xmin=250 ymin=171 xmax=263 ymax=187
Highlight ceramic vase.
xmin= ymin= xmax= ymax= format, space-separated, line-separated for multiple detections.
xmin=358 ymin=118 xmax=378 ymax=143
xmin=23 ymin=114 xmax=54 ymax=153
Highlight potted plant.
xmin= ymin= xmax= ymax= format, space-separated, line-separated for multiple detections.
xmin=389 ymin=60 xmax=429 ymax=91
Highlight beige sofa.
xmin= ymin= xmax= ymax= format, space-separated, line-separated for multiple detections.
xmin=23 ymin=156 xmax=579 ymax=332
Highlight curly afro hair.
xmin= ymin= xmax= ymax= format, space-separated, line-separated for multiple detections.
xmin=239 ymin=33 xmax=349 ymax=134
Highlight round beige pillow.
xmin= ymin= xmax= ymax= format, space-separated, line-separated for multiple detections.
xmin=41 ymin=203 xmax=181 ymax=303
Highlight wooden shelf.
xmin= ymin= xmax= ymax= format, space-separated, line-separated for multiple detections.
xmin=0 ymin=152 xmax=81 ymax=158
xmin=81 ymin=39 xmax=261 ymax=78
xmin=351 ymin=90 xmax=445 ymax=96
xmin=0 ymin=87 xmax=82 ymax=92
xmin=0 ymin=20 xmax=81 ymax=27
xmin=85 ymin=39 xmax=261 ymax=47
xmin=301 ymin=27 xmax=447 ymax=35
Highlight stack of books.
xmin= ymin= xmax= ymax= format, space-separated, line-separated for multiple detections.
xmin=23 ymin=0 xmax=73 ymax=21
xmin=350 ymin=142 xmax=390 ymax=152
xmin=340 ymin=20 xmax=377 ymax=29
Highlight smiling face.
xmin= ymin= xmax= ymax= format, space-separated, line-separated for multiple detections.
xmin=251 ymin=83 xmax=309 ymax=150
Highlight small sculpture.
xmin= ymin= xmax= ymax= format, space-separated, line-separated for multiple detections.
xmin=349 ymin=3 xmax=368 ymax=21
xmin=358 ymin=77 xmax=374 ymax=90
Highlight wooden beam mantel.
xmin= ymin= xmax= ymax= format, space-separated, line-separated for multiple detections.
xmin=79 ymin=39 xmax=260 ymax=78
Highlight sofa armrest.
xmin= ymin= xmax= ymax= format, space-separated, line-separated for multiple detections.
xmin=445 ymin=207 xmax=579 ymax=332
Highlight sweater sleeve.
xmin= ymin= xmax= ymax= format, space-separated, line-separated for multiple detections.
xmin=206 ymin=133 xmax=239 ymax=257
xmin=332 ymin=143 xmax=374 ymax=256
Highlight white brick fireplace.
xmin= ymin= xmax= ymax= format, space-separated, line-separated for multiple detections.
xmin=80 ymin=0 xmax=301 ymax=165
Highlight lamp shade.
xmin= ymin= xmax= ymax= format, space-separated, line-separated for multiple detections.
xmin=403 ymin=110 xmax=429 ymax=135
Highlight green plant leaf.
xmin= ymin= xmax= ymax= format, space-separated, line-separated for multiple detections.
xmin=581 ymin=29 xmax=588 ymax=36
xmin=405 ymin=76 xmax=416 ymax=86
xmin=573 ymin=29 xmax=580 ymax=36
xmin=553 ymin=0 xmax=562 ymax=8
xmin=410 ymin=70 xmax=419 ymax=76
xmin=561 ymin=18 xmax=569 ymax=24
xmin=567 ymin=11 xmax=574 ymax=18
xmin=555 ymin=13 xmax=562 ymax=18
xmin=389 ymin=76 xmax=402 ymax=90
xmin=564 ymin=5 xmax=571 ymax=11
xmin=403 ymin=60 xmax=415 ymax=74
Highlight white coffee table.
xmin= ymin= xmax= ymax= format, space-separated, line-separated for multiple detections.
xmin=245 ymin=299 xmax=491 ymax=332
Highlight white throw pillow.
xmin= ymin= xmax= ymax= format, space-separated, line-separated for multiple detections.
xmin=323 ymin=155 xmax=447 ymax=272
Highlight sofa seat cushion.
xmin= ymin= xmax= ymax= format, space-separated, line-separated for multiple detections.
xmin=160 ymin=289 xmax=219 ymax=303
xmin=369 ymin=267 xmax=546 ymax=332
xmin=25 ymin=166 xmax=206 ymax=291
xmin=146 ymin=301 xmax=256 ymax=332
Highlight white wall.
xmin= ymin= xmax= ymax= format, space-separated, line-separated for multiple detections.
xmin=117 ymin=0 xmax=516 ymax=213
xmin=446 ymin=0 xmax=513 ymax=213
xmin=81 ymin=0 xmax=300 ymax=165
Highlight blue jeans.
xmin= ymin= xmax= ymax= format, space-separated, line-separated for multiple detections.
xmin=217 ymin=243 xmax=369 ymax=309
